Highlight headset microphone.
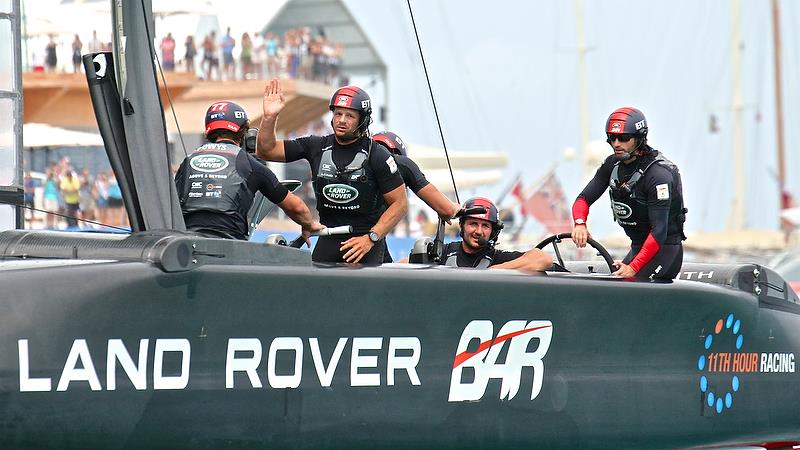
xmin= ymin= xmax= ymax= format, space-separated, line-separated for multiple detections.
xmin=477 ymin=237 xmax=489 ymax=247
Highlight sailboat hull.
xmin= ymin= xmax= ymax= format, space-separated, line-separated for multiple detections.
xmin=1 ymin=258 xmax=798 ymax=448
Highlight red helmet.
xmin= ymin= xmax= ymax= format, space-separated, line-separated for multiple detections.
xmin=460 ymin=196 xmax=504 ymax=245
xmin=204 ymin=101 xmax=248 ymax=136
xmin=329 ymin=85 xmax=373 ymax=137
xmin=606 ymin=107 xmax=648 ymax=149
xmin=373 ymin=131 xmax=407 ymax=157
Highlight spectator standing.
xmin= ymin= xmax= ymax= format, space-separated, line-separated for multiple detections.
xmin=299 ymin=27 xmax=313 ymax=80
xmin=43 ymin=168 xmax=60 ymax=229
xmin=94 ymin=172 xmax=110 ymax=225
xmin=251 ymin=31 xmax=264 ymax=79
xmin=240 ymin=32 xmax=253 ymax=79
xmin=106 ymin=174 xmax=126 ymax=227
xmin=265 ymin=32 xmax=279 ymax=78
xmin=310 ymin=37 xmax=323 ymax=81
xmin=45 ymin=35 xmax=58 ymax=72
xmin=71 ymin=34 xmax=82 ymax=73
xmin=88 ymin=30 xmax=102 ymax=53
xmin=59 ymin=170 xmax=81 ymax=228
xmin=221 ymin=27 xmax=236 ymax=80
xmin=330 ymin=43 xmax=343 ymax=84
xmin=160 ymin=32 xmax=176 ymax=71
xmin=78 ymin=168 xmax=97 ymax=226
xmin=184 ymin=35 xmax=197 ymax=74
xmin=202 ymin=31 xmax=219 ymax=81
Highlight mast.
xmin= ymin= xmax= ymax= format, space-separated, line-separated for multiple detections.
xmin=728 ymin=0 xmax=745 ymax=231
xmin=771 ymin=0 xmax=786 ymax=224
xmin=109 ymin=0 xmax=185 ymax=231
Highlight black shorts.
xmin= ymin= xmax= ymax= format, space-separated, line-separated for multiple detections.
xmin=313 ymin=234 xmax=385 ymax=265
xmin=623 ymin=243 xmax=683 ymax=281
xmin=383 ymin=241 xmax=393 ymax=263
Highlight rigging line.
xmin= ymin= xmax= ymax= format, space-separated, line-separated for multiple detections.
xmin=405 ymin=0 xmax=460 ymax=204
xmin=21 ymin=206 xmax=130 ymax=232
xmin=138 ymin=0 xmax=188 ymax=159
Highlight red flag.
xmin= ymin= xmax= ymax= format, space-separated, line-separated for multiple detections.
xmin=522 ymin=170 xmax=572 ymax=234
xmin=510 ymin=178 xmax=528 ymax=216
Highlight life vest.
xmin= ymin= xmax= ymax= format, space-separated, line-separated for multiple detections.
xmin=312 ymin=136 xmax=385 ymax=220
xmin=608 ymin=152 xmax=687 ymax=241
xmin=180 ymin=142 xmax=251 ymax=219
xmin=442 ymin=242 xmax=493 ymax=268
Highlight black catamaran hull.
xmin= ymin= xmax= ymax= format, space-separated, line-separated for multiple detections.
xmin=1 ymin=256 xmax=798 ymax=448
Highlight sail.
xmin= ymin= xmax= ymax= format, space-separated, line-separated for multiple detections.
xmin=108 ymin=0 xmax=184 ymax=230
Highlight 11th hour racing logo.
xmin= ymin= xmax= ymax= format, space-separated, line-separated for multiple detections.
xmin=697 ymin=313 xmax=795 ymax=415
xmin=449 ymin=320 xmax=552 ymax=402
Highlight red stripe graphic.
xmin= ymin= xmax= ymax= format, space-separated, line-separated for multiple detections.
xmin=452 ymin=324 xmax=552 ymax=369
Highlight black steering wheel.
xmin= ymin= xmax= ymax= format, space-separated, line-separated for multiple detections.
xmin=535 ymin=232 xmax=615 ymax=273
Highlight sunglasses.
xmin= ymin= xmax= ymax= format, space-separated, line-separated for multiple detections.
xmin=607 ymin=134 xmax=634 ymax=143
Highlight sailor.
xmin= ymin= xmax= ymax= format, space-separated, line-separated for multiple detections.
xmin=257 ymin=79 xmax=408 ymax=264
xmin=571 ymin=107 xmax=687 ymax=280
xmin=175 ymin=100 xmax=322 ymax=241
xmin=372 ymin=130 xmax=460 ymax=263
xmin=439 ymin=197 xmax=552 ymax=270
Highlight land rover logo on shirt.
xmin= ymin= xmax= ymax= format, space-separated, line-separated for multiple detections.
xmin=612 ymin=201 xmax=633 ymax=219
xmin=322 ymin=184 xmax=359 ymax=204
xmin=189 ymin=154 xmax=229 ymax=173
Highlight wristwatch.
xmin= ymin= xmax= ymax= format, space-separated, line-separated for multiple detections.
xmin=574 ymin=219 xmax=586 ymax=226
xmin=368 ymin=231 xmax=380 ymax=243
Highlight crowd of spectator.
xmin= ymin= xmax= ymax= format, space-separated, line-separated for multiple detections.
xmin=162 ymin=26 xmax=344 ymax=85
xmin=33 ymin=26 xmax=346 ymax=87
xmin=24 ymin=157 xmax=128 ymax=230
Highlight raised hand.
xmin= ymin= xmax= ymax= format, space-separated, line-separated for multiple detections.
xmin=263 ymin=78 xmax=285 ymax=117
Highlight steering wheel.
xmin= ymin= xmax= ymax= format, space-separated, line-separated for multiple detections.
xmin=535 ymin=232 xmax=615 ymax=273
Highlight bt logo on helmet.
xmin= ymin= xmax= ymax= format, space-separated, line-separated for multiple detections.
xmin=361 ymin=99 xmax=371 ymax=109
xmin=449 ymin=320 xmax=552 ymax=402
xmin=635 ymin=119 xmax=645 ymax=130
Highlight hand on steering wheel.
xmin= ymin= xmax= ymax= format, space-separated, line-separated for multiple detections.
xmin=535 ymin=232 xmax=615 ymax=273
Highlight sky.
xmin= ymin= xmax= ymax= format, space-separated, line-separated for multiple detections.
xmin=341 ymin=0 xmax=800 ymax=239
xmin=19 ymin=0 xmax=800 ymax=240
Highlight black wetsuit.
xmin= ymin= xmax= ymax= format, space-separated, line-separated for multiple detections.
xmin=438 ymin=242 xmax=524 ymax=268
xmin=576 ymin=148 xmax=686 ymax=280
xmin=175 ymin=142 xmax=288 ymax=240
xmin=284 ymin=135 xmax=404 ymax=264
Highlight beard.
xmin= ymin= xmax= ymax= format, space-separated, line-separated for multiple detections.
xmin=463 ymin=234 xmax=489 ymax=252
xmin=613 ymin=148 xmax=637 ymax=162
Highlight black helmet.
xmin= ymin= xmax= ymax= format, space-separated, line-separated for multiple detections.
xmin=373 ymin=131 xmax=407 ymax=157
xmin=606 ymin=107 xmax=648 ymax=150
xmin=205 ymin=101 xmax=248 ymax=137
xmin=329 ymin=85 xmax=372 ymax=138
xmin=459 ymin=196 xmax=504 ymax=246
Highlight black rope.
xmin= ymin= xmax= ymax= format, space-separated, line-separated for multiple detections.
xmin=406 ymin=0 xmax=460 ymax=204
xmin=20 ymin=205 xmax=130 ymax=232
